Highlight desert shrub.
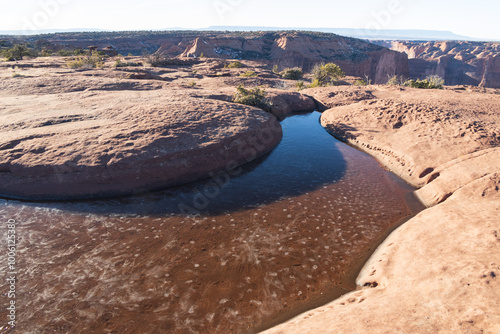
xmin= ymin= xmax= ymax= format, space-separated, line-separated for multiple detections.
xmin=240 ymin=70 xmax=257 ymax=77
xmin=232 ymin=84 xmax=270 ymax=111
xmin=308 ymin=79 xmax=322 ymax=88
xmin=225 ymin=61 xmax=243 ymax=68
xmin=2 ymin=45 xmax=34 ymax=61
xmin=115 ymin=58 xmax=140 ymax=67
xmin=423 ymin=75 xmax=444 ymax=89
xmin=312 ymin=63 xmax=345 ymax=86
xmin=279 ymin=67 xmax=303 ymax=80
xmin=188 ymin=81 xmax=197 ymax=87
xmin=403 ymin=75 xmax=444 ymax=89
xmin=147 ymin=53 xmax=177 ymax=67
xmin=57 ymin=49 xmax=72 ymax=57
xmin=40 ymin=49 xmax=53 ymax=57
xmin=387 ymin=75 xmax=406 ymax=86
xmin=295 ymin=81 xmax=305 ymax=91
xmin=67 ymin=51 xmax=104 ymax=69
xmin=74 ymin=49 xmax=86 ymax=56
xmin=354 ymin=79 xmax=367 ymax=86
xmin=272 ymin=64 xmax=279 ymax=74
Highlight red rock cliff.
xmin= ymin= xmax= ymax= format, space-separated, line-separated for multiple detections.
xmin=376 ymin=40 xmax=500 ymax=88
xmin=161 ymin=32 xmax=409 ymax=84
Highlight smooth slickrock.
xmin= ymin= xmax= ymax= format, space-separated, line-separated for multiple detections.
xmin=0 ymin=74 xmax=283 ymax=200
xmin=261 ymin=85 xmax=500 ymax=334
xmin=317 ymin=85 xmax=500 ymax=188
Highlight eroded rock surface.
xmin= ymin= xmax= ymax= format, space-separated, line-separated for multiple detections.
xmin=262 ymin=85 xmax=500 ymax=334
xmin=0 ymin=66 xmax=283 ymax=200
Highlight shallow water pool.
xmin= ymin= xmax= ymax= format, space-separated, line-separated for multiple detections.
xmin=0 ymin=111 xmax=421 ymax=333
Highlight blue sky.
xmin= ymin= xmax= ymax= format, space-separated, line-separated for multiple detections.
xmin=0 ymin=0 xmax=499 ymax=40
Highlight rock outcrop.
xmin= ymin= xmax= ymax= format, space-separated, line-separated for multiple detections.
xmin=375 ymin=40 xmax=500 ymax=88
xmin=0 ymin=70 xmax=283 ymax=200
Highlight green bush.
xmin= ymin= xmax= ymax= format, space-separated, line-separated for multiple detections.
xmin=67 ymin=51 xmax=104 ymax=69
xmin=2 ymin=45 xmax=34 ymax=61
xmin=225 ymin=61 xmax=243 ymax=68
xmin=279 ymin=67 xmax=303 ymax=80
xmin=240 ymin=70 xmax=257 ymax=77
xmin=311 ymin=63 xmax=345 ymax=86
xmin=232 ymin=84 xmax=269 ymax=111
xmin=272 ymin=64 xmax=279 ymax=74
xmin=403 ymin=75 xmax=444 ymax=89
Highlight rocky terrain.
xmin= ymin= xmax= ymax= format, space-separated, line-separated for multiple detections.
xmin=2 ymin=31 xmax=409 ymax=83
xmin=375 ymin=40 xmax=500 ymax=88
xmin=174 ymin=32 xmax=408 ymax=83
xmin=1 ymin=54 xmax=499 ymax=333
xmin=0 ymin=56 xmax=321 ymax=200
xmin=263 ymin=85 xmax=500 ymax=333
xmin=0 ymin=57 xmax=416 ymax=334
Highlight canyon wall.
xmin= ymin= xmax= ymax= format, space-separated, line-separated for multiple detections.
xmin=375 ymin=40 xmax=500 ymax=88
xmin=173 ymin=32 xmax=409 ymax=84
xmin=13 ymin=31 xmax=409 ymax=84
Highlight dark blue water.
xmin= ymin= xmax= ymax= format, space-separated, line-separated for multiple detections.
xmin=18 ymin=111 xmax=347 ymax=215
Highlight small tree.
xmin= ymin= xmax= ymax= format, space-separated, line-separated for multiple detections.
xmin=312 ymin=63 xmax=345 ymax=86
xmin=2 ymin=45 xmax=33 ymax=61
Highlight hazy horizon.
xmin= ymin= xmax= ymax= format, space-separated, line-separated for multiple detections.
xmin=1 ymin=0 xmax=499 ymax=41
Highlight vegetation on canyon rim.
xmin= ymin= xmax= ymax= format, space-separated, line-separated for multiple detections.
xmin=278 ymin=67 xmax=304 ymax=80
xmin=225 ymin=61 xmax=243 ymax=68
xmin=232 ymin=84 xmax=271 ymax=111
xmin=0 ymin=45 xmax=35 ymax=61
xmin=66 ymin=51 xmax=104 ymax=69
xmin=240 ymin=70 xmax=258 ymax=77
xmin=0 ymin=40 xmax=444 ymax=91
xmin=310 ymin=63 xmax=346 ymax=87
xmin=115 ymin=58 xmax=141 ymax=68
xmin=388 ymin=74 xmax=444 ymax=89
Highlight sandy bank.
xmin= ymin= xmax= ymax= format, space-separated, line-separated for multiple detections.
xmin=262 ymin=86 xmax=500 ymax=333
